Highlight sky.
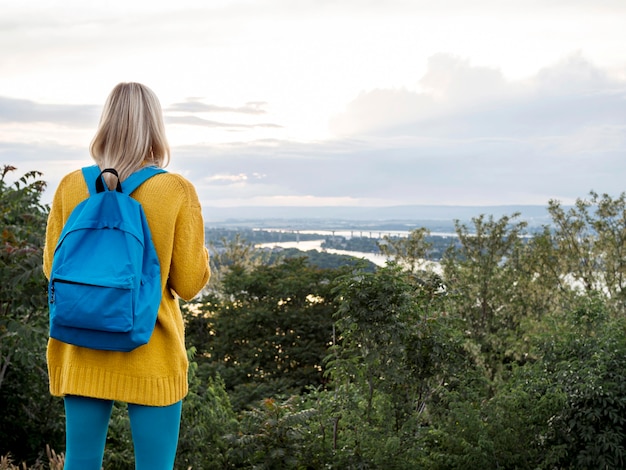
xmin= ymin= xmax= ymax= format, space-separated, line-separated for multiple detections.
xmin=1 ymin=0 xmax=626 ymax=218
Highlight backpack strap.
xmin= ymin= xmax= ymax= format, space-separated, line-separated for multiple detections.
xmin=81 ymin=165 xmax=102 ymax=196
xmin=82 ymin=165 xmax=166 ymax=196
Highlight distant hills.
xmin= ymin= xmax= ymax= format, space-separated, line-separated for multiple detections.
xmin=204 ymin=205 xmax=557 ymax=230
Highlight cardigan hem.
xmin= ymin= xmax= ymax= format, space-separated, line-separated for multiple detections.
xmin=48 ymin=365 xmax=188 ymax=407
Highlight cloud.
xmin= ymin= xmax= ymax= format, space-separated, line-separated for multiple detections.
xmin=5 ymin=52 xmax=626 ymax=211
xmin=329 ymin=54 xmax=511 ymax=136
xmin=205 ymin=172 xmax=266 ymax=185
xmin=167 ymin=99 xmax=268 ymax=114
xmin=165 ymin=99 xmax=282 ymax=130
xmin=0 ymin=95 xmax=281 ymax=133
xmin=0 ymin=96 xmax=99 ymax=126
xmin=166 ymin=115 xmax=282 ymax=129
xmin=419 ymin=53 xmax=508 ymax=101
xmin=330 ymin=53 xmax=626 ymax=139
xmin=170 ymin=54 xmax=626 ymax=208
xmin=173 ymin=125 xmax=626 ymax=211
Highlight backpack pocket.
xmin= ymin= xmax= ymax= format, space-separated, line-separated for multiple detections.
xmin=50 ymin=277 xmax=134 ymax=333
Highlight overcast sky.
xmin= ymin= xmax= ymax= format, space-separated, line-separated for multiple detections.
xmin=1 ymin=0 xmax=626 ymax=215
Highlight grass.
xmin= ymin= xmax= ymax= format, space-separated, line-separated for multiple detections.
xmin=0 ymin=446 xmax=64 ymax=470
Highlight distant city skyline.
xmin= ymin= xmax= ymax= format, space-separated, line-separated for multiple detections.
xmin=1 ymin=0 xmax=625 ymax=209
xmin=202 ymin=203 xmax=556 ymax=227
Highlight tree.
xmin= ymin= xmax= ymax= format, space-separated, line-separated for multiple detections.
xmin=206 ymin=233 xmax=269 ymax=293
xmin=189 ymin=257 xmax=342 ymax=411
xmin=548 ymin=191 xmax=626 ymax=314
xmin=423 ymin=294 xmax=626 ymax=470
xmin=441 ymin=213 xmax=529 ymax=380
xmin=531 ymin=294 xmax=626 ymax=469
xmin=175 ymin=357 xmax=237 ymax=470
xmin=0 ymin=165 xmax=63 ymax=462
xmin=378 ymin=227 xmax=433 ymax=272
xmin=0 ymin=166 xmax=48 ymax=389
xmin=323 ymin=263 xmax=465 ymax=468
xmin=225 ymin=396 xmax=317 ymax=469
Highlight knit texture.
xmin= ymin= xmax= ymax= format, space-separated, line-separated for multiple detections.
xmin=43 ymin=169 xmax=210 ymax=406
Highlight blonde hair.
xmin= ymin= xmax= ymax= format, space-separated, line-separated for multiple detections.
xmin=90 ymin=82 xmax=170 ymax=188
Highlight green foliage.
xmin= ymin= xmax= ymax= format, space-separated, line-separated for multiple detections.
xmin=189 ymin=257 xmax=341 ymax=411
xmin=420 ymin=295 xmax=626 ymax=470
xmin=271 ymin=247 xmax=377 ymax=271
xmin=421 ymin=365 xmax=565 ymax=469
xmin=0 ymin=165 xmax=50 ymax=387
xmin=226 ymin=396 xmax=318 ymax=469
xmin=442 ymin=213 xmax=530 ymax=380
xmin=530 ymin=295 xmax=626 ymax=469
xmin=207 ymin=228 xmax=322 ymax=246
xmin=324 ymin=263 xmax=466 ymax=469
xmin=378 ymin=227 xmax=433 ymax=271
xmin=548 ymin=191 xmax=626 ymax=313
xmin=0 ymin=445 xmax=64 ymax=469
xmin=0 ymin=166 xmax=63 ymax=463
xmin=176 ymin=350 xmax=238 ymax=470
xmin=207 ymin=233 xmax=270 ymax=292
xmin=322 ymin=235 xmax=382 ymax=254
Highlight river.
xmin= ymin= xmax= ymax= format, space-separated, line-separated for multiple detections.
xmin=256 ymin=239 xmax=388 ymax=266
xmin=256 ymin=238 xmax=442 ymax=272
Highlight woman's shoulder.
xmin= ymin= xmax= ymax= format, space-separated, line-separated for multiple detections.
xmin=58 ymin=168 xmax=87 ymax=186
xmin=53 ymin=168 xmax=89 ymax=201
xmin=138 ymin=171 xmax=201 ymax=205
xmin=154 ymin=171 xmax=194 ymax=186
xmin=148 ymin=171 xmax=196 ymax=193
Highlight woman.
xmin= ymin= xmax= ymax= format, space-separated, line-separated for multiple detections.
xmin=43 ymin=82 xmax=210 ymax=470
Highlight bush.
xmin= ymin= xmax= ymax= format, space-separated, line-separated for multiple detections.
xmin=0 ymin=166 xmax=64 ymax=463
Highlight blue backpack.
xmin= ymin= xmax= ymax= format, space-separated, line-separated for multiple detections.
xmin=48 ymin=165 xmax=165 ymax=352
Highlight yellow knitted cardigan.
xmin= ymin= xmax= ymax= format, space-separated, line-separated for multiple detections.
xmin=43 ymin=169 xmax=210 ymax=406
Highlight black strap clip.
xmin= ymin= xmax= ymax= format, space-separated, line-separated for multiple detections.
xmin=95 ymin=168 xmax=123 ymax=193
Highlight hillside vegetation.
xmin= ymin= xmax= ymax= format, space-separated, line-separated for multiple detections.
xmin=3 ymin=164 xmax=626 ymax=469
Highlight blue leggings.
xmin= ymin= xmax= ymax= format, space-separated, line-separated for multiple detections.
xmin=63 ymin=395 xmax=182 ymax=470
